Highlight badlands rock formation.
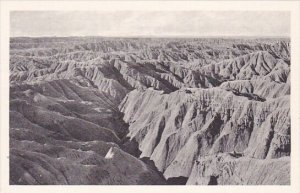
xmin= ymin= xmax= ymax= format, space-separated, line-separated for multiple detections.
xmin=10 ymin=37 xmax=290 ymax=185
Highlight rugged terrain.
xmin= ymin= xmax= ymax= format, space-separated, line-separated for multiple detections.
xmin=9 ymin=37 xmax=290 ymax=185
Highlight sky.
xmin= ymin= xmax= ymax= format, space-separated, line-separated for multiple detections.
xmin=10 ymin=11 xmax=290 ymax=37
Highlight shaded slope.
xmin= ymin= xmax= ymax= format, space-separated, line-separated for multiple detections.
xmin=9 ymin=79 xmax=166 ymax=185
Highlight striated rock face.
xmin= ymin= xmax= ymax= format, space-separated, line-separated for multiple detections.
xmin=186 ymin=154 xmax=290 ymax=185
xmin=10 ymin=37 xmax=290 ymax=185
xmin=200 ymin=51 xmax=290 ymax=83
xmin=117 ymin=38 xmax=290 ymax=185
xmin=119 ymin=87 xmax=290 ymax=182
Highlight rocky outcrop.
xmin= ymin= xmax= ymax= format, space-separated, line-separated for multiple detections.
xmin=186 ymin=153 xmax=290 ymax=185
xmin=200 ymin=51 xmax=290 ymax=83
xmin=120 ymin=88 xmax=290 ymax=183
xmin=220 ymin=79 xmax=290 ymax=99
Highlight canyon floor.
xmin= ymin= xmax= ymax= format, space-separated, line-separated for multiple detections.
xmin=9 ymin=37 xmax=290 ymax=185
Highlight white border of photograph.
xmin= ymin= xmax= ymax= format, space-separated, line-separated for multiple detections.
xmin=1 ymin=1 xmax=299 ymax=193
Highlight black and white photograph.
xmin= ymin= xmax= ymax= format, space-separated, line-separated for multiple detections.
xmin=1 ymin=1 xmax=300 ymax=191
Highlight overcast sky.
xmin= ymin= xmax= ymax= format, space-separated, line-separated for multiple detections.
xmin=10 ymin=11 xmax=290 ymax=37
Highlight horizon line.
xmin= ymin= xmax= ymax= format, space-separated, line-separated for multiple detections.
xmin=10 ymin=35 xmax=290 ymax=39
